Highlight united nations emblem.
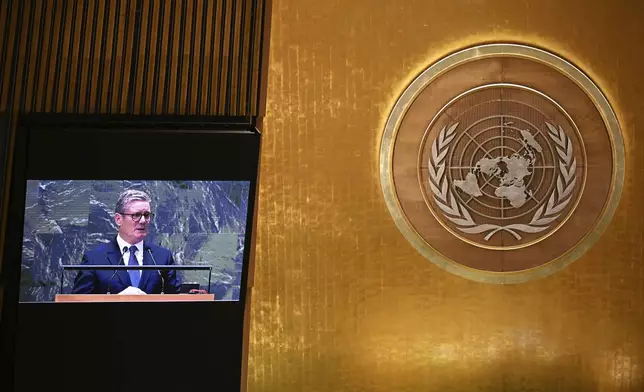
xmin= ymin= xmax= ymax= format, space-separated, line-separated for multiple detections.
xmin=423 ymin=84 xmax=585 ymax=249
xmin=380 ymin=44 xmax=624 ymax=283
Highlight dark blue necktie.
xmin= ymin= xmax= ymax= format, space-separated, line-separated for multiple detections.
xmin=128 ymin=245 xmax=141 ymax=287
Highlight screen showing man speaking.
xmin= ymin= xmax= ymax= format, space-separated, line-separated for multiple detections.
xmin=19 ymin=180 xmax=250 ymax=302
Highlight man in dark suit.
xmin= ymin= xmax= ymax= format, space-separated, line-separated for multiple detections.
xmin=72 ymin=189 xmax=181 ymax=295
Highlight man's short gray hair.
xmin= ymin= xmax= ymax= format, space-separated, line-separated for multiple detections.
xmin=115 ymin=189 xmax=151 ymax=213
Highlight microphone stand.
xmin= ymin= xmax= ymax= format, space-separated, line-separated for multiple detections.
xmin=147 ymin=248 xmax=165 ymax=294
xmin=107 ymin=247 xmax=127 ymax=294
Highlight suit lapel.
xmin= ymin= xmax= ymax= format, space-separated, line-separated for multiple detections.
xmin=107 ymin=238 xmax=131 ymax=287
xmin=138 ymin=244 xmax=153 ymax=291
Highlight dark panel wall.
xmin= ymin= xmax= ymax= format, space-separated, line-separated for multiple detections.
xmin=0 ymin=0 xmax=269 ymax=115
xmin=0 ymin=0 xmax=271 ymax=326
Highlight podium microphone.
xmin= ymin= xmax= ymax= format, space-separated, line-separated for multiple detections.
xmin=146 ymin=247 xmax=165 ymax=294
xmin=107 ymin=247 xmax=128 ymax=294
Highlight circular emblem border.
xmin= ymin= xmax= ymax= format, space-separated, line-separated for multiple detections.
xmin=379 ymin=43 xmax=625 ymax=284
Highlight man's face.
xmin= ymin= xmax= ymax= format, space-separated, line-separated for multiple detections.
xmin=114 ymin=200 xmax=151 ymax=244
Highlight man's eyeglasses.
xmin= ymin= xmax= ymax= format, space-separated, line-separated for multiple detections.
xmin=120 ymin=212 xmax=155 ymax=222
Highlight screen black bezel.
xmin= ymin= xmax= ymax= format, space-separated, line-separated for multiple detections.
xmin=0 ymin=113 xmax=261 ymax=392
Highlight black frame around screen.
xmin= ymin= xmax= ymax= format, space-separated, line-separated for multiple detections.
xmin=0 ymin=112 xmax=7 ymax=217
xmin=0 ymin=114 xmax=261 ymax=392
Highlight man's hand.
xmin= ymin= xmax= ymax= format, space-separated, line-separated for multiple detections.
xmin=118 ymin=286 xmax=147 ymax=295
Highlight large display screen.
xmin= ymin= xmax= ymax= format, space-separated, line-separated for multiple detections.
xmin=20 ymin=180 xmax=250 ymax=302
xmin=0 ymin=116 xmax=261 ymax=392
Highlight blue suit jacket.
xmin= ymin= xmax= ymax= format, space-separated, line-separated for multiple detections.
xmin=71 ymin=238 xmax=181 ymax=294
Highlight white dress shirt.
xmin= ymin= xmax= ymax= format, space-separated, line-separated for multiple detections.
xmin=116 ymin=234 xmax=143 ymax=286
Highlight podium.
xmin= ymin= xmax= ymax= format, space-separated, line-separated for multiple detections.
xmin=58 ymin=264 xmax=215 ymax=300
xmin=55 ymin=294 xmax=215 ymax=302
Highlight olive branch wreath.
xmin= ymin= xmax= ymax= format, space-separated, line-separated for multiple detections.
xmin=428 ymin=122 xmax=576 ymax=241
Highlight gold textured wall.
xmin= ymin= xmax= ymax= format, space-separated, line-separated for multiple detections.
xmin=249 ymin=1 xmax=644 ymax=391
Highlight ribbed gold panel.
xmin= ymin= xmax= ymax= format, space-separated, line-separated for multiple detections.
xmin=0 ymin=0 xmax=268 ymax=115
xmin=249 ymin=0 xmax=644 ymax=391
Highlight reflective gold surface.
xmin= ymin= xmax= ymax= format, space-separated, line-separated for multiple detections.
xmin=249 ymin=0 xmax=644 ymax=391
